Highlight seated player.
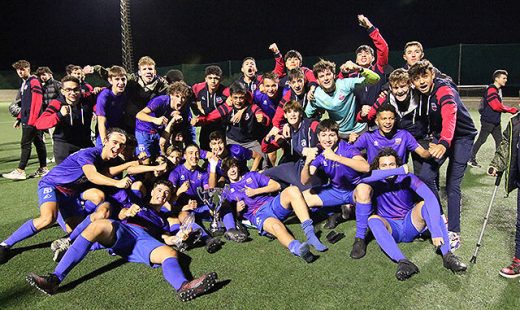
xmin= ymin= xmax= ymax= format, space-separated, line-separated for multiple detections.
xmin=26 ymin=180 xmax=218 ymax=302
xmin=221 ymin=157 xmax=327 ymax=262
xmin=300 ymin=120 xmax=372 ymax=258
xmin=364 ymin=148 xmax=466 ymax=280
xmin=0 ymin=128 xmax=132 ymax=264
xmin=135 ymin=81 xmax=193 ymax=158
xmin=353 ymin=104 xmax=430 ymax=164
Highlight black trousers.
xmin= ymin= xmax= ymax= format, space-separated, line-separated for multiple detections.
xmin=19 ymin=124 xmax=47 ymax=170
xmin=53 ymin=140 xmax=84 ymax=164
xmin=471 ymin=120 xmax=502 ymax=161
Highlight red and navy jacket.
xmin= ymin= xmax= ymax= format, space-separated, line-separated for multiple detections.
xmin=191 ymin=82 xmax=229 ymax=116
xmin=236 ymin=75 xmax=263 ymax=94
xmin=197 ymin=101 xmax=270 ymax=144
xmin=273 ymin=53 xmax=318 ymax=90
xmin=271 ymin=88 xmax=320 ymax=129
xmin=479 ymin=84 xmax=518 ymax=125
xmin=338 ymin=26 xmax=389 ymax=108
xmin=18 ymin=76 xmax=43 ymax=126
xmin=427 ymin=78 xmax=477 ymax=148
xmin=35 ymin=97 xmax=95 ymax=148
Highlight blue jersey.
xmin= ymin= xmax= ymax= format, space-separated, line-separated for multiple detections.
xmin=222 ymin=172 xmax=274 ymax=224
xmin=135 ymin=95 xmax=173 ymax=134
xmin=253 ymin=89 xmax=281 ymax=119
xmin=201 ymin=144 xmax=253 ymax=176
xmin=168 ymin=164 xmax=209 ymax=203
xmin=96 ymin=89 xmax=127 ymax=130
xmin=353 ymin=129 xmax=419 ymax=164
xmin=124 ymin=204 xmax=170 ymax=240
xmin=311 ymin=140 xmax=363 ymax=190
xmin=39 ymin=147 xmax=106 ymax=195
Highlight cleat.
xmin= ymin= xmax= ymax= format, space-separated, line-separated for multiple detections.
xmin=467 ymin=160 xmax=481 ymax=168
xmin=177 ymin=272 xmax=217 ymax=302
xmin=2 ymin=169 xmax=27 ymax=180
xmin=29 ymin=167 xmax=50 ymax=178
xmin=341 ymin=204 xmax=353 ymax=220
xmin=350 ymin=237 xmax=367 ymax=259
xmin=205 ymin=237 xmax=223 ymax=254
xmin=396 ymin=259 xmax=420 ymax=281
xmin=448 ymin=231 xmax=461 ymax=251
xmin=26 ymin=273 xmax=61 ymax=295
xmin=499 ymin=258 xmax=520 ymax=279
xmin=0 ymin=245 xmax=10 ymax=264
xmin=223 ymin=229 xmax=248 ymax=243
xmin=323 ymin=213 xmax=343 ymax=229
xmin=443 ymin=252 xmax=467 ymax=273
xmin=297 ymin=242 xmax=317 ymax=263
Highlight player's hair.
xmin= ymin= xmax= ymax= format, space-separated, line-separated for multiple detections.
xmin=284 ymin=50 xmax=303 ymax=63
xmin=205 ymin=65 xmax=223 ymax=78
xmin=288 ymin=68 xmax=304 ymax=82
xmin=376 ymin=104 xmax=397 ymax=117
xmin=108 ymin=65 xmax=127 ymax=78
xmin=408 ymin=60 xmax=434 ymax=80
xmin=166 ymin=144 xmax=183 ymax=157
xmin=356 ymin=45 xmax=374 ymax=56
xmin=36 ymin=66 xmax=53 ymax=76
xmin=317 ymin=119 xmax=339 ymax=135
xmin=165 ymin=69 xmax=184 ymax=84
xmin=370 ymin=148 xmax=403 ymax=171
xmin=209 ymin=131 xmax=226 ymax=143
xmin=388 ymin=68 xmax=410 ymax=86
xmin=60 ymin=75 xmax=80 ymax=85
xmin=313 ymin=59 xmax=336 ymax=78
xmin=184 ymin=143 xmax=200 ymax=154
xmin=168 ymin=81 xmax=192 ymax=98
xmin=65 ymin=64 xmax=82 ymax=75
xmin=153 ymin=179 xmax=174 ymax=192
xmin=404 ymin=41 xmax=424 ymax=53
xmin=262 ymin=72 xmax=279 ymax=83
xmin=493 ymin=69 xmax=508 ymax=80
xmin=138 ymin=56 xmax=156 ymax=67
xmin=221 ymin=157 xmax=244 ymax=178
xmin=229 ymin=81 xmax=248 ymax=95
xmin=106 ymin=127 xmax=128 ymax=140
xmin=125 ymin=134 xmax=137 ymax=149
xmin=242 ymin=57 xmax=256 ymax=65
xmin=12 ymin=60 xmax=30 ymax=69
xmin=283 ymin=100 xmax=303 ymax=114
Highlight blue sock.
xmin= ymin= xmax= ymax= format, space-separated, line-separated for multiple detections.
xmin=420 ymin=202 xmax=450 ymax=255
xmin=170 ymin=224 xmax=181 ymax=235
xmin=3 ymin=220 xmax=38 ymax=247
xmin=368 ymin=218 xmax=406 ymax=262
xmin=69 ymin=216 xmax=92 ymax=241
xmin=132 ymin=189 xmax=143 ymax=199
xmin=222 ymin=212 xmax=236 ymax=231
xmin=162 ymin=257 xmax=188 ymax=291
xmin=189 ymin=222 xmax=208 ymax=239
xmin=355 ymin=202 xmax=372 ymax=239
xmin=83 ymin=201 xmax=98 ymax=213
xmin=288 ymin=240 xmax=302 ymax=256
xmin=54 ymin=235 xmax=92 ymax=282
xmin=301 ymin=219 xmax=327 ymax=252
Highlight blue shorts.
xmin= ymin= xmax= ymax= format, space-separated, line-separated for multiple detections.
xmin=313 ymin=185 xmax=354 ymax=207
xmin=387 ymin=210 xmax=421 ymax=243
xmin=110 ymin=221 xmax=164 ymax=267
xmin=253 ymin=195 xmax=292 ymax=234
xmin=136 ymin=130 xmax=160 ymax=157
xmin=37 ymin=184 xmax=85 ymax=220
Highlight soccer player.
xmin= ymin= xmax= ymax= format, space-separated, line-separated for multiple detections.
xmin=300 ymin=120 xmax=372 ymax=258
xmin=401 ymin=41 xmax=453 ymax=81
xmin=25 ymin=180 xmax=218 ymax=302
xmin=36 ymin=67 xmax=62 ymax=111
xmin=35 ymin=76 xmax=95 ymax=164
xmin=236 ymin=57 xmax=262 ymax=93
xmin=305 ymin=59 xmax=380 ymax=141
xmin=469 ymin=70 xmax=518 ymax=168
xmin=66 ymin=64 xmax=97 ymax=97
xmin=221 ymin=157 xmax=327 ymax=262
xmin=95 ymin=66 xmax=128 ymax=146
xmin=3 ymin=60 xmax=48 ymax=180
xmin=353 ymin=104 xmax=430 ymax=164
xmin=489 ymin=113 xmax=520 ymax=278
xmin=364 ymin=148 xmax=467 ymax=280
xmin=191 ymin=65 xmax=229 ymax=149
xmin=409 ymin=60 xmax=478 ymax=249
xmin=0 ymin=128 xmax=132 ymax=264
xmin=136 ymin=81 xmax=193 ymax=158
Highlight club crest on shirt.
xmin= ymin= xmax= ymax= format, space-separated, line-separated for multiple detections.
xmin=338 ymin=91 xmax=346 ymax=101
xmin=216 ymin=97 xmax=223 ymax=104
xmin=431 ymin=102 xmax=437 ymax=111
xmin=197 ymin=173 xmax=202 ymax=180
xmin=180 ymin=175 xmax=185 ymax=181
xmin=230 ymin=188 xmax=235 ymax=193
xmin=395 ymin=138 xmax=402 ymax=145
xmin=246 ymin=178 xmax=253 ymax=184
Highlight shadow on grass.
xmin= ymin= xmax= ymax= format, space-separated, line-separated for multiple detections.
xmin=59 ymin=258 xmax=128 ymax=293
xmin=10 ymin=241 xmax=53 ymax=259
xmin=0 ymin=286 xmax=34 ymax=307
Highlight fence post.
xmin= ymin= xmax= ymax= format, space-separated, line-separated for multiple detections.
xmin=228 ymin=60 xmax=232 ymax=80
xmin=457 ymin=43 xmax=462 ymax=85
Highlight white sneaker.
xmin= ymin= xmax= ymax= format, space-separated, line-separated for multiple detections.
xmin=448 ymin=231 xmax=461 ymax=251
xmin=2 ymin=169 xmax=27 ymax=180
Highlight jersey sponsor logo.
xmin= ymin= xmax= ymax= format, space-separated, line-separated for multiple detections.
xmin=43 ymin=187 xmax=53 ymax=194
xmin=395 ymin=138 xmax=402 ymax=145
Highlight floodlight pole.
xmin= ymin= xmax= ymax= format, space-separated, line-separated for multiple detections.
xmin=120 ymin=0 xmax=134 ymax=72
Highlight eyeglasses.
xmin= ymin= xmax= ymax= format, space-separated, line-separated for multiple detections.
xmin=63 ymin=88 xmax=81 ymax=93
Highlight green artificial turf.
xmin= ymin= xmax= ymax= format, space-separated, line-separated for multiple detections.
xmin=0 ymin=100 xmax=519 ymax=309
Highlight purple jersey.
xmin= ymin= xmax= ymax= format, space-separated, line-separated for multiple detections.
xmin=168 ymin=164 xmax=209 ymax=202
xmin=253 ymin=89 xmax=281 ymax=119
xmin=124 ymin=205 xmax=170 ymax=239
xmin=353 ymin=129 xmax=419 ymax=163
xmin=370 ymin=174 xmax=424 ymax=220
xmin=96 ymin=89 xmax=126 ymax=130
xmin=135 ymin=95 xmax=173 ymax=134
xmin=222 ymin=172 xmax=274 ymax=224
xmin=201 ymin=144 xmax=253 ymax=176
xmin=311 ymin=140 xmax=363 ymax=190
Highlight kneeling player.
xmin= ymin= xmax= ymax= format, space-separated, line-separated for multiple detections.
xmin=221 ymin=157 xmax=327 ymax=262
xmin=365 ymin=148 xmax=466 ymax=280
xmin=26 ymin=180 xmax=217 ymax=302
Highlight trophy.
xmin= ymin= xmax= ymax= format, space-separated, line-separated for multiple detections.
xmin=197 ymin=186 xmax=228 ymax=237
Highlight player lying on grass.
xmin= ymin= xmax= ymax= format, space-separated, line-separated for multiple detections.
xmin=26 ymin=180 xmax=218 ymax=302
xmin=0 ymin=128 xmax=132 ymax=264
xmin=221 ymin=157 xmax=327 ymax=262
xmin=364 ymin=148 xmax=467 ymax=280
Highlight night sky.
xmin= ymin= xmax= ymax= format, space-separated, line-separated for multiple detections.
xmin=1 ymin=0 xmax=519 ymax=71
